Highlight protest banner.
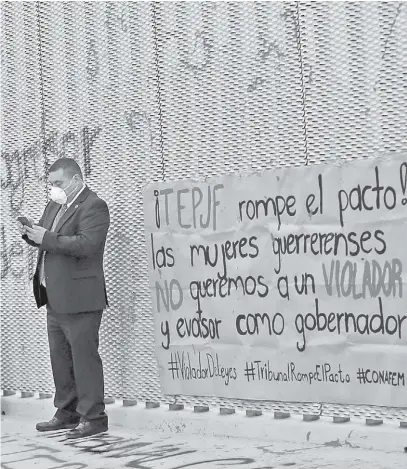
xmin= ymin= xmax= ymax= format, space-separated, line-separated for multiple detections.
xmin=143 ymin=156 xmax=407 ymax=406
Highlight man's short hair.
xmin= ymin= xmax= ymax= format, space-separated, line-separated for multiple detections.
xmin=49 ymin=158 xmax=83 ymax=179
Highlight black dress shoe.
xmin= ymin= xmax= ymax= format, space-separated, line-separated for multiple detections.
xmin=36 ymin=417 xmax=79 ymax=432
xmin=66 ymin=420 xmax=108 ymax=439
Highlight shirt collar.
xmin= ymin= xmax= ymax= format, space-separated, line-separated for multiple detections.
xmin=66 ymin=184 xmax=87 ymax=208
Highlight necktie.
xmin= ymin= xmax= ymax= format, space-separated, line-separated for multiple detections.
xmin=39 ymin=204 xmax=68 ymax=286
xmin=51 ymin=204 xmax=68 ymax=231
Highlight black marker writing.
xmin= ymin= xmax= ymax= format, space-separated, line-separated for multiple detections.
xmin=150 ymin=233 xmax=174 ymax=269
xmin=295 ymin=297 xmax=407 ymax=352
xmin=238 ymin=193 xmax=296 ymax=230
xmin=400 ymin=162 xmax=407 ymax=205
xmin=189 ymin=274 xmax=269 ymax=313
xmin=270 ymin=229 xmax=386 ymax=274
xmin=338 ymin=166 xmax=397 ymax=227
xmin=161 ymin=320 xmax=170 ymax=350
xmin=236 ymin=312 xmax=284 ymax=336
xmin=294 ymin=272 xmax=316 ymax=296
xmin=190 ymin=235 xmax=259 ymax=279
xmin=306 ymin=174 xmax=323 ymax=216
xmin=176 ymin=310 xmax=222 ymax=340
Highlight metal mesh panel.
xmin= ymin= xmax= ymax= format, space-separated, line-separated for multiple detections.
xmin=297 ymin=1 xmax=407 ymax=164
xmin=1 ymin=1 xmax=53 ymax=394
xmin=154 ymin=1 xmax=307 ymax=178
xmin=29 ymin=1 xmax=165 ymax=399
xmin=1 ymin=1 xmax=407 ymax=420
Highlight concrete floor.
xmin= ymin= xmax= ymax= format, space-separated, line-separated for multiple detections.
xmin=2 ymin=413 xmax=407 ymax=469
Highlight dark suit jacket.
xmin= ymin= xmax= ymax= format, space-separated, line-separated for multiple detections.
xmin=23 ymin=187 xmax=110 ymax=314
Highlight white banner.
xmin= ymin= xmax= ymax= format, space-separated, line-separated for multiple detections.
xmin=143 ymin=156 xmax=407 ymax=406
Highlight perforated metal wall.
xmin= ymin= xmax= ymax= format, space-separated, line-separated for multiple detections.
xmin=1 ymin=1 xmax=406 ymax=420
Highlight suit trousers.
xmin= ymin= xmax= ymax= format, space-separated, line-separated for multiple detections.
xmin=46 ymin=302 xmax=107 ymax=424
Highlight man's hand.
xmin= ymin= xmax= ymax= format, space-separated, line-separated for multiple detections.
xmin=25 ymin=225 xmax=47 ymax=245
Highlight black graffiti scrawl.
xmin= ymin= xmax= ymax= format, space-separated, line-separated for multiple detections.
xmin=1 ymin=126 xmax=101 ymax=281
xmin=1 ymin=432 xmax=256 ymax=469
xmin=1 ymin=126 xmax=101 ymax=213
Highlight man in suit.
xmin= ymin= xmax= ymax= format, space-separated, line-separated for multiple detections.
xmin=18 ymin=157 xmax=110 ymax=439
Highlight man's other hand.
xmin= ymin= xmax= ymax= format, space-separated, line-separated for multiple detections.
xmin=17 ymin=217 xmax=34 ymax=236
xmin=17 ymin=222 xmax=27 ymax=236
xmin=25 ymin=225 xmax=47 ymax=245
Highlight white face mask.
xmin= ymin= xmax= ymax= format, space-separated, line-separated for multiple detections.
xmin=50 ymin=177 xmax=77 ymax=205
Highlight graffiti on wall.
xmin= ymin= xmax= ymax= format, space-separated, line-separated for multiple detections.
xmin=1 ymin=125 xmax=101 ymax=212
xmin=0 ymin=125 xmax=102 ymax=282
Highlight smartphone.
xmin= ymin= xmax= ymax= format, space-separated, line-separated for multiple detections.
xmin=17 ymin=216 xmax=33 ymax=228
